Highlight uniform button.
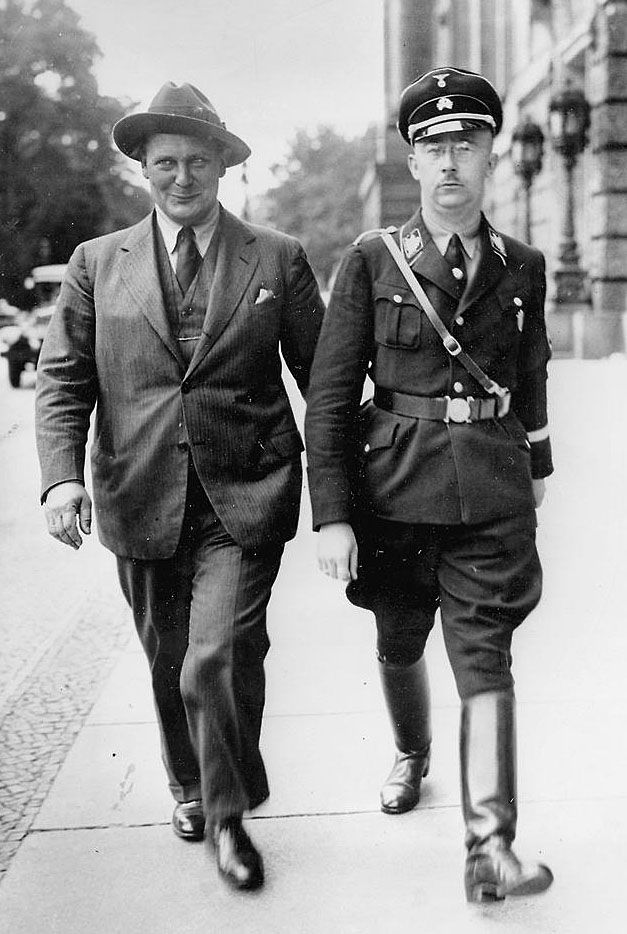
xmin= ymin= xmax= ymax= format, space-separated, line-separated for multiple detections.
xmin=453 ymin=381 xmax=464 ymax=393
xmin=513 ymin=297 xmax=523 ymax=307
xmin=393 ymin=294 xmax=402 ymax=304
xmin=177 ymin=441 xmax=188 ymax=451
xmin=455 ymin=316 xmax=464 ymax=325
xmin=452 ymin=267 xmax=464 ymax=280
xmin=364 ymin=443 xmax=371 ymax=453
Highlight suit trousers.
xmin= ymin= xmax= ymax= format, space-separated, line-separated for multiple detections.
xmin=346 ymin=512 xmax=542 ymax=699
xmin=116 ymin=471 xmax=283 ymax=824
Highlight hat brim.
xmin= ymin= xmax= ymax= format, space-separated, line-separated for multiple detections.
xmin=409 ymin=116 xmax=496 ymax=142
xmin=112 ymin=113 xmax=251 ymax=167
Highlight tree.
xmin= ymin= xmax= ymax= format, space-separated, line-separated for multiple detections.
xmin=258 ymin=125 xmax=376 ymax=287
xmin=0 ymin=0 xmax=150 ymax=306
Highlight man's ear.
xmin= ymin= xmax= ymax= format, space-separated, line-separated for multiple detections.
xmin=487 ymin=151 xmax=498 ymax=176
xmin=141 ymin=159 xmax=149 ymax=179
xmin=407 ymin=151 xmax=421 ymax=181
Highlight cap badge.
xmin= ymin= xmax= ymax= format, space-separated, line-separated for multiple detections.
xmin=402 ymin=227 xmax=424 ymax=262
xmin=436 ymin=97 xmax=454 ymax=111
xmin=488 ymin=227 xmax=507 ymax=266
xmin=433 ymin=73 xmax=450 ymax=88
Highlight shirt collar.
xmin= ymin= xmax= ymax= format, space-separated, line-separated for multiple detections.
xmin=421 ymin=209 xmax=481 ymax=259
xmin=154 ymin=202 xmax=220 ymax=257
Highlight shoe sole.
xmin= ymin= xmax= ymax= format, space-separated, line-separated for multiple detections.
xmin=467 ymin=870 xmax=553 ymax=903
xmin=171 ymin=820 xmax=205 ymax=842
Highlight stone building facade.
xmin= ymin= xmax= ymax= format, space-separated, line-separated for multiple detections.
xmin=361 ymin=0 xmax=627 ymax=356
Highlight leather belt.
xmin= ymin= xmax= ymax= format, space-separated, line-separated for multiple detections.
xmin=374 ymin=389 xmax=511 ymax=423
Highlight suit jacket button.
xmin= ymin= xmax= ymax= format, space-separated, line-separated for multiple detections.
xmin=364 ymin=443 xmax=371 ymax=453
xmin=393 ymin=294 xmax=402 ymax=303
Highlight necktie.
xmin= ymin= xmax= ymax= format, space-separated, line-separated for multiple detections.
xmin=175 ymin=226 xmax=201 ymax=293
xmin=444 ymin=233 xmax=466 ymax=283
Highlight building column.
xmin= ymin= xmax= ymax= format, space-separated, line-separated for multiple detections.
xmin=583 ymin=0 xmax=627 ymax=356
xmin=360 ymin=0 xmax=434 ymax=230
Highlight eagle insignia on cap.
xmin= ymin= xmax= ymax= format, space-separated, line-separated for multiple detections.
xmin=436 ymin=97 xmax=454 ymax=111
xmin=433 ymin=73 xmax=450 ymax=88
xmin=488 ymin=227 xmax=507 ymax=265
xmin=402 ymin=227 xmax=424 ymax=261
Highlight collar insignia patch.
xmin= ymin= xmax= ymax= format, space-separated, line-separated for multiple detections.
xmin=402 ymin=227 xmax=424 ymax=261
xmin=488 ymin=227 xmax=507 ymax=266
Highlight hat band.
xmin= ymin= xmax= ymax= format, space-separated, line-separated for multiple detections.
xmin=147 ymin=106 xmax=224 ymax=127
xmin=408 ymin=112 xmax=496 ymax=142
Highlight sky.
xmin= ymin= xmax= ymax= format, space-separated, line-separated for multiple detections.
xmin=70 ymin=0 xmax=386 ymax=212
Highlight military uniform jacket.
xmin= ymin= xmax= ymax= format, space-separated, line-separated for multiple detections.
xmin=305 ymin=209 xmax=553 ymax=529
xmin=36 ymin=207 xmax=324 ymax=559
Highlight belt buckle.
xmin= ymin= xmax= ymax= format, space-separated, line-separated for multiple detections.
xmin=445 ymin=396 xmax=472 ymax=423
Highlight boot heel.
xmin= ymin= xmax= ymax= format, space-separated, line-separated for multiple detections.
xmin=466 ymin=881 xmax=504 ymax=903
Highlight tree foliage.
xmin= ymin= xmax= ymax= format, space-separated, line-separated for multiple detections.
xmin=258 ymin=125 xmax=376 ymax=287
xmin=0 ymin=0 xmax=150 ymax=305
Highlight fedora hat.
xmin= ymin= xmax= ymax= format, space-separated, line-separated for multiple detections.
xmin=113 ymin=82 xmax=251 ymax=167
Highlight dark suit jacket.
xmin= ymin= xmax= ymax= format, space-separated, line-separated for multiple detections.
xmin=36 ymin=207 xmax=324 ymax=558
xmin=305 ymin=210 xmax=553 ymax=530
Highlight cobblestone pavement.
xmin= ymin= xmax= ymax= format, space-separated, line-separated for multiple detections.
xmin=0 ymin=365 xmax=133 ymax=878
xmin=0 ymin=593 xmax=131 ymax=876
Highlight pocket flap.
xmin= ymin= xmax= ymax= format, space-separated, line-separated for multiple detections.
xmin=263 ymin=429 xmax=304 ymax=458
xmin=373 ymin=282 xmax=422 ymax=308
xmin=362 ymin=412 xmax=398 ymax=452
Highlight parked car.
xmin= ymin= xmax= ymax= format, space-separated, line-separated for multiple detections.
xmin=0 ymin=298 xmax=19 ymax=329
xmin=0 ymin=264 xmax=67 ymax=388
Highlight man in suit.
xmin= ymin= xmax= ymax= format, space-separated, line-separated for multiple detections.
xmin=305 ymin=67 xmax=553 ymax=902
xmin=36 ymin=82 xmax=324 ymax=891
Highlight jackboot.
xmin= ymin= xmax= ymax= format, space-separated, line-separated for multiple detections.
xmin=378 ymin=656 xmax=431 ymax=814
xmin=460 ymin=690 xmax=553 ymax=903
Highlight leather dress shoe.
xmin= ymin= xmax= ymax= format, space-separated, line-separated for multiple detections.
xmin=211 ymin=817 xmax=264 ymax=891
xmin=172 ymin=800 xmax=205 ymax=841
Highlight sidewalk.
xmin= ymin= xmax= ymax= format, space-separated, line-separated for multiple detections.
xmin=2 ymin=359 xmax=627 ymax=933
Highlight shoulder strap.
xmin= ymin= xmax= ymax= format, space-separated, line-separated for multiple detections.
xmin=380 ymin=231 xmax=508 ymax=398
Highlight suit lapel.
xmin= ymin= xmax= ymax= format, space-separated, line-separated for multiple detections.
xmin=118 ymin=213 xmax=186 ymax=368
xmin=185 ymin=208 xmax=259 ymax=378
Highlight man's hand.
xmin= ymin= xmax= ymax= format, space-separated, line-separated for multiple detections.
xmin=44 ymin=482 xmax=92 ymax=550
xmin=532 ymin=478 xmax=546 ymax=508
xmin=317 ymin=522 xmax=358 ymax=581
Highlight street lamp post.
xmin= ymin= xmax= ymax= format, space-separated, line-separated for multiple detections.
xmin=512 ymin=116 xmax=544 ymax=245
xmin=548 ymin=81 xmax=591 ymax=304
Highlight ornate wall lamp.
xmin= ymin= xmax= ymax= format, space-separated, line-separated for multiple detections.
xmin=548 ymin=81 xmax=591 ymax=303
xmin=511 ymin=116 xmax=544 ymax=245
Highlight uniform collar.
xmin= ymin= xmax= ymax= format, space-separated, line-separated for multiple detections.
xmin=421 ymin=208 xmax=481 ymax=259
xmin=154 ymin=201 xmax=220 ymax=257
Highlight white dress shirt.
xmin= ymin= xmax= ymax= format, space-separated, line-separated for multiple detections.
xmin=154 ymin=202 xmax=220 ymax=270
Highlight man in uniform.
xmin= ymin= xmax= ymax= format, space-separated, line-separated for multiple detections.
xmin=36 ymin=82 xmax=324 ymax=891
xmin=305 ymin=67 xmax=553 ymax=902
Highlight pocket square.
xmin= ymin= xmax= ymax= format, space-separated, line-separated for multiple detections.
xmin=255 ymin=287 xmax=275 ymax=304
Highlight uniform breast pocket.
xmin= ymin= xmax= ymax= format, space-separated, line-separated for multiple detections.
xmin=373 ymin=284 xmax=422 ymax=349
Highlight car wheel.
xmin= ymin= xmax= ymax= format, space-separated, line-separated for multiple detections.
xmin=8 ymin=357 xmax=23 ymax=388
